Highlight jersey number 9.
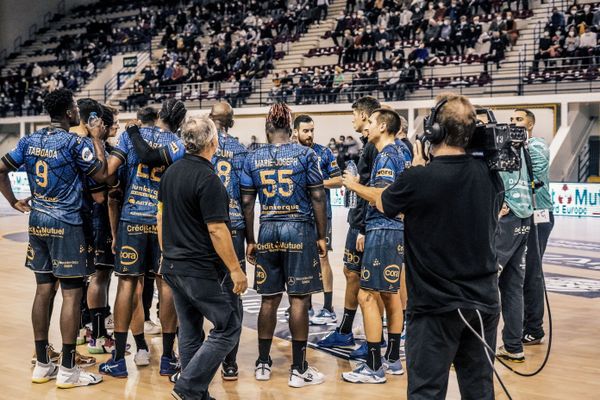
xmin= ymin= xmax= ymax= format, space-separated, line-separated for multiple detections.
xmin=35 ymin=160 xmax=48 ymax=188
xmin=217 ymin=160 xmax=231 ymax=187
xmin=259 ymin=169 xmax=293 ymax=198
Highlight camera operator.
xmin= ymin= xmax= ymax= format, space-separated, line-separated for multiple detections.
xmin=511 ymin=109 xmax=554 ymax=346
xmin=376 ymin=93 xmax=504 ymax=400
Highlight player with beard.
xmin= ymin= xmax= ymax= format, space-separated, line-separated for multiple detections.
xmin=294 ymin=114 xmax=342 ymax=325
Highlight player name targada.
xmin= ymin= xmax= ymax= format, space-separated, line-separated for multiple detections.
xmin=27 ymin=147 xmax=58 ymax=158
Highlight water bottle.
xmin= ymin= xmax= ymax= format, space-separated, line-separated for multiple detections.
xmin=88 ymin=111 xmax=100 ymax=128
xmin=344 ymin=160 xmax=358 ymax=209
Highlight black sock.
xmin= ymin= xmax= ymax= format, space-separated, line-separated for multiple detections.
xmin=366 ymin=341 xmax=382 ymax=371
xmin=385 ymin=333 xmax=402 ymax=362
xmin=162 ymin=332 xmax=176 ymax=358
xmin=292 ymin=340 xmax=308 ymax=373
xmin=308 ymin=296 xmax=313 ymax=311
xmin=134 ymin=333 xmax=148 ymax=352
xmin=61 ymin=343 xmax=76 ymax=369
xmin=323 ymin=292 xmax=333 ymax=312
xmin=381 ymin=319 xmax=386 ymax=343
xmin=35 ymin=340 xmax=49 ymax=364
xmin=90 ymin=308 xmax=106 ymax=339
xmin=258 ymin=338 xmax=272 ymax=363
xmin=102 ymin=306 xmax=111 ymax=318
xmin=339 ymin=308 xmax=357 ymax=334
xmin=114 ymin=331 xmax=128 ymax=361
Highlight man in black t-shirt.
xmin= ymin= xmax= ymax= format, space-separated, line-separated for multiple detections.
xmin=157 ymin=116 xmax=247 ymax=400
xmin=377 ymin=94 xmax=503 ymax=400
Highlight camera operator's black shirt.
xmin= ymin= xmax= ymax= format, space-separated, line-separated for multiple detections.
xmin=158 ymin=153 xmax=230 ymax=280
xmin=381 ymin=154 xmax=503 ymax=314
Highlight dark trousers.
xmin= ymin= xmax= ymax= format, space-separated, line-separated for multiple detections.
xmin=406 ymin=310 xmax=499 ymax=400
xmin=524 ymin=212 xmax=554 ymax=338
xmin=496 ymin=213 xmax=531 ymax=353
xmin=164 ymin=274 xmax=241 ymax=400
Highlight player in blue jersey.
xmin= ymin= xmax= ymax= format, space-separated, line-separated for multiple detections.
xmin=294 ymin=115 xmax=342 ymax=325
xmin=241 ymin=103 xmax=328 ymax=387
xmin=99 ymin=99 xmax=187 ymax=379
xmin=0 ymin=89 xmax=109 ymax=388
xmin=341 ymin=108 xmax=407 ymax=383
xmin=207 ymin=101 xmax=249 ymax=381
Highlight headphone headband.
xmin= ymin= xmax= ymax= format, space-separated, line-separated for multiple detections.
xmin=423 ymin=98 xmax=449 ymax=145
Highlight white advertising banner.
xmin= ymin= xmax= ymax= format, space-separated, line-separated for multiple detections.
xmin=550 ymin=183 xmax=600 ymax=218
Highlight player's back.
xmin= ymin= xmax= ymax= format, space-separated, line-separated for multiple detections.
xmin=241 ymin=142 xmax=323 ymax=222
xmin=212 ymin=133 xmax=248 ymax=229
xmin=16 ymin=127 xmax=98 ymax=225
xmin=115 ymin=126 xmax=184 ymax=225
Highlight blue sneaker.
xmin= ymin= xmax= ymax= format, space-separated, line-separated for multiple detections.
xmin=382 ymin=358 xmax=405 ymax=375
xmin=98 ymin=357 xmax=127 ymax=378
xmin=310 ymin=309 xmax=337 ymax=325
xmin=341 ymin=362 xmax=386 ymax=384
xmin=160 ymin=355 xmax=181 ymax=376
xmin=317 ymin=329 xmax=355 ymax=348
xmin=350 ymin=340 xmax=387 ymax=359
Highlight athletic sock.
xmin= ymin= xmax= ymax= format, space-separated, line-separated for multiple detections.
xmin=385 ymin=333 xmax=402 ymax=362
xmin=323 ymin=292 xmax=333 ymax=312
xmin=366 ymin=341 xmax=382 ymax=371
xmin=258 ymin=338 xmax=272 ymax=363
xmin=61 ymin=343 xmax=76 ymax=369
xmin=291 ymin=340 xmax=308 ymax=373
xmin=134 ymin=333 xmax=148 ymax=352
xmin=380 ymin=319 xmax=386 ymax=344
xmin=162 ymin=332 xmax=176 ymax=358
xmin=90 ymin=308 xmax=106 ymax=339
xmin=114 ymin=332 xmax=128 ymax=361
xmin=339 ymin=308 xmax=357 ymax=334
xmin=308 ymin=296 xmax=313 ymax=311
xmin=35 ymin=340 xmax=50 ymax=364
xmin=102 ymin=306 xmax=111 ymax=318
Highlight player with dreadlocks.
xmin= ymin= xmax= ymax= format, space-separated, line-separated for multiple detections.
xmin=99 ymin=99 xmax=186 ymax=379
xmin=240 ymin=103 xmax=328 ymax=387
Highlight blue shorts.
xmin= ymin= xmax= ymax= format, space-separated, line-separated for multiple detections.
xmin=26 ymin=211 xmax=91 ymax=278
xmin=343 ymin=227 xmax=363 ymax=274
xmin=114 ymin=221 xmax=160 ymax=277
xmin=92 ymin=210 xmax=114 ymax=269
xmin=231 ymin=229 xmax=246 ymax=273
xmin=255 ymin=221 xmax=323 ymax=296
xmin=361 ymin=229 xmax=404 ymax=293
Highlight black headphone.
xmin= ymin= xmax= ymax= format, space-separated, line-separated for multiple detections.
xmin=423 ymin=98 xmax=448 ymax=144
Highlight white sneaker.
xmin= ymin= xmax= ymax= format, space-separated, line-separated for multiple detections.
xmin=288 ymin=365 xmax=325 ymax=388
xmin=144 ymin=320 xmax=161 ymax=335
xmin=134 ymin=349 xmax=151 ymax=366
xmin=56 ymin=365 xmax=103 ymax=389
xmin=310 ymin=309 xmax=337 ymax=325
xmin=342 ymin=362 xmax=387 ymax=384
xmin=32 ymin=361 xmax=59 ymax=383
xmin=105 ymin=314 xmax=114 ymax=330
xmin=255 ymin=359 xmax=272 ymax=381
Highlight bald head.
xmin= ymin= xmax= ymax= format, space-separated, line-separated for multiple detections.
xmin=209 ymin=101 xmax=234 ymax=132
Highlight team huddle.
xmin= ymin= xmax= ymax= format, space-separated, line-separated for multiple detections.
xmin=0 ymin=87 xmax=416 ymax=395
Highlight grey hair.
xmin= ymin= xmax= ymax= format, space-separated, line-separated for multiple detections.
xmin=180 ymin=116 xmax=217 ymax=153
xmin=399 ymin=115 xmax=408 ymax=134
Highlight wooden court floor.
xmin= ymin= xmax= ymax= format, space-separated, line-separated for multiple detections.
xmin=0 ymin=210 xmax=599 ymax=400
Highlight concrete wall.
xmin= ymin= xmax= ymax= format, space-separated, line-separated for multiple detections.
xmin=0 ymin=0 xmax=94 ymax=55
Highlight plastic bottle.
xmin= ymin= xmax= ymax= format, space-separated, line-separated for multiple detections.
xmin=344 ymin=160 xmax=358 ymax=209
xmin=88 ymin=111 xmax=100 ymax=128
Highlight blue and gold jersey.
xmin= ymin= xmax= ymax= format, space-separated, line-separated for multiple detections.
xmin=311 ymin=143 xmax=341 ymax=219
xmin=241 ymin=143 xmax=324 ymax=222
xmin=395 ymin=138 xmax=413 ymax=168
xmin=211 ymin=132 xmax=248 ymax=230
xmin=366 ymin=143 xmax=406 ymax=231
xmin=111 ymin=127 xmax=185 ymax=225
xmin=1 ymin=127 xmax=101 ymax=225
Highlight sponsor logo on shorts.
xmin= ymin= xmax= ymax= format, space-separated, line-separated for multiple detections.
xmin=80 ymin=245 xmax=86 ymax=254
xmin=126 ymin=224 xmax=158 ymax=234
xmin=397 ymin=244 xmax=404 ymax=254
xmin=361 ymin=269 xmax=371 ymax=281
xmin=288 ymin=277 xmax=296 ymax=286
xmin=256 ymin=265 xmax=267 ymax=285
xmin=26 ymin=244 xmax=35 ymax=261
xmin=256 ymin=241 xmax=303 ymax=251
xmin=28 ymin=226 xmax=65 ymax=237
xmin=344 ymin=249 xmax=361 ymax=265
xmin=383 ymin=265 xmax=401 ymax=284
xmin=120 ymin=246 xmax=139 ymax=266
